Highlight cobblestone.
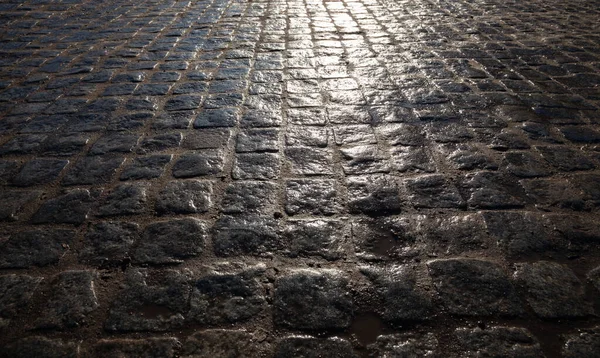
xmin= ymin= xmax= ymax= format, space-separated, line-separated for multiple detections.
xmin=1 ymin=0 xmax=600 ymax=355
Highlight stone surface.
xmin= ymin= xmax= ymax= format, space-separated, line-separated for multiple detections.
xmin=1 ymin=0 xmax=600 ymax=353
xmin=35 ymin=271 xmax=99 ymax=329
xmin=427 ymin=258 xmax=523 ymax=317
xmin=188 ymin=265 xmax=266 ymax=325
xmin=133 ymin=218 xmax=207 ymax=265
xmin=155 ymin=180 xmax=212 ymax=214
xmin=563 ymin=327 xmax=600 ymax=358
xmin=285 ymin=179 xmax=341 ymax=215
xmin=274 ymin=270 xmax=353 ymax=330
xmin=97 ymin=184 xmax=148 ymax=216
xmin=120 ymin=155 xmax=172 ymax=181
xmin=514 ymin=261 xmax=592 ymax=318
xmin=0 ymin=229 xmax=75 ymax=269
xmin=0 ymin=190 xmax=41 ymax=221
xmin=88 ymin=338 xmax=181 ymax=358
xmin=0 ymin=274 xmax=43 ymax=329
xmin=105 ymin=269 xmax=191 ymax=332
xmin=182 ymin=330 xmax=267 ymax=358
xmin=275 ymin=337 xmax=357 ymax=358
xmin=368 ymin=333 xmax=438 ymax=357
xmin=12 ymin=158 xmax=68 ymax=187
xmin=79 ymin=221 xmax=139 ymax=266
xmin=454 ymin=327 xmax=545 ymax=358
xmin=32 ymin=189 xmax=93 ymax=225
xmin=212 ymin=215 xmax=282 ymax=256
xmin=2 ymin=337 xmax=79 ymax=358
xmin=362 ymin=265 xmax=433 ymax=322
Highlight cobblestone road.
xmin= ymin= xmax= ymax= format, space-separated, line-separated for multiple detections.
xmin=0 ymin=0 xmax=599 ymax=356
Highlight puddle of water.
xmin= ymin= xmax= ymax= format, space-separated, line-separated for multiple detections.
xmin=348 ymin=312 xmax=386 ymax=347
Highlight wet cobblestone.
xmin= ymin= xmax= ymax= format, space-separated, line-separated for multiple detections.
xmin=0 ymin=0 xmax=599 ymax=356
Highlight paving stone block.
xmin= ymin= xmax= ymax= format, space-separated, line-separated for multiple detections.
xmin=156 ymin=180 xmax=212 ymax=215
xmin=137 ymin=133 xmax=182 ymax=154
xmin=401 ymin=174 xmax=465 ymax=208
xmin=362 ymin=265 xmax=433 ymax=322
xmin=0 ymin=274 xmax=43 ymax=329
xmin=455 ymin=327 xmax=544 ymax=358
xmin=172 ymin=150 xmax=224 ymax=178
xmin=35 ymin=270 xmax=99 ymax=329
xmin=232 ymin=152 xmax=280 ymax=180
xmin=275 ymin=337 xmax=357 ymax=358
xmin=62 ymin=156 xmax=124 ymax=186
xmin=182 ymin=330 xmax=268 ymax=358
xmin=236 ymin=128 xmax=280 ymax=152
xmin=32 ymin=189 xmax=93 ymax=224
xmin=0 ymin=190 xmax=41 ymax=221
xmin=213 ymin=215 xmax=282 ymax=256
xmin=222 ymin=181 xmax=278 ymax=214
xmin=285 ymin=147 xmax=334 ymax=175
xmin=134 ymin=218 xmax=207 ymax=265
xmin=89 ymin=133 xmax=139 ymax=155
xmin=188 ymin=264 xmax=266 ymax=325
xmin=563 ymin=327 xmax=600 ymax=358
xmin=274 ymin=270 xmax=353 ymax=330
xmin=427 ymin=258 xmax=523 ymax=316
xmin=120 ymin=155 xmax=172 ymax=181
xmin=514 ymin=261 xmax=592 ymax=318
xmin=285 ymin=179 xmax=341 ymax=215
xmin=87 ymin=338 xmax=181 ymax=358
xmin=79 ymin=221 xmax=139 ymax=266
xmin=194 ymin=107 xmax=240 ymax=128
xmin=460 ymin=172 xmax=527 ymax=209
xmin=2 ymin=336 xmax=79 ymax=358
xmin=97 ymin=184 xmax=148 ymax=216
xmin=347 ymin=175 xmax=401 ymax=214
xmin=12 ymin=158 xmax=68 ymax=187
xmin=368 ymin=333 xmax=438 ymax=357
xmin=105 ymin=269 xmax=191 ymax=332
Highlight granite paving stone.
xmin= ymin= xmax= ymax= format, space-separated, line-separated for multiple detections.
xmin=1 ymin=0 xmax=600 ymax=355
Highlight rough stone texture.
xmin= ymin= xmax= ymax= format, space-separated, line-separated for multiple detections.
xmin=155 ymin=180 xmax=212 ymax=215
xmin=514 ymin=261 xmax=592 ymax=318
xmin=221 ymin=181 xmax=278 ymax=214
xmin=368 ymin=333 xmax=438 ymax=357
xmin=12 ymin=158 xmax=68 ymax=187
xmin=134 ymin=218 xmax=207 ymax=265
xmin=120 ymin=155 xmax=172 ymax=180
xmin=182 ymin=330 xmax=268 ymax=358
xmin=87 ymin=338 xmax=181 ymax=358
xmin=97 ymin=184 xmax=148 ymax=216
xmin=361 ymin=265 xmax=433 ymax=322
xmin=0 ymin=274 xmax=43 ymax=329
xmin=35 ymin=271 xmax=99 ymax=329
xmin=275 ymin=337 xmax=357 ymax=358
xmin=0 ymin=229 xmax=75 ymax=268
xmin=32 ymin=189 xmax=94 ymax=225
xmin=0 ymin=190 xmax=41 ymax=221
xmin=213 ymin=215 xmax=282 ymax=256
xmin=454 ymin=327 xmax=545 ymax=358
xmin=283 ymin=219 xmax=347 ymax=260
xmin=79 ymin=221 xmax=139 ymax=266
xmin=563 ymin=327 xmax=600 ymax=358
xmin=188 ymin=264 xmax=266 ymax=325
xmin=274 ymin=270 xmax=353 ymax=330
xmin=427 ymin=259 xmax=523 ymax=316
xmin=483 ymin=211 xmax=560 ymax=258
xmin=1 ymin=0 xmax=600 ymax=354
xmin=285 ymin=179 xmax=341 ymax=215
xmin=105 ymin=269 xmax=191 ymax=332
xmin=2 ymin=336 xmax=79 ymax=358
